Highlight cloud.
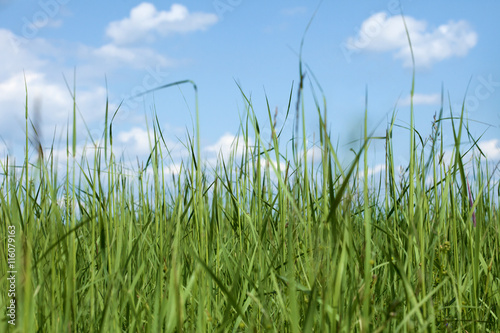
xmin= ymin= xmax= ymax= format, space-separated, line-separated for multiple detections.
xmin=359 ymin=163 xmax=386 ymax=179
xmin=115 ymin=127 xmax=153 ymax=157
xmin=259 ymin=158 xmax=287 ymax=171
xmin=205 ymin=133 xmax=249 ymax=159
xmin=0 ymin=29 xmax=53 ymax=76
xmin=92 ymin=43 xmax=173 ymax=69
xmin=401 ymin=93 xmax=441 ymax=106
xmin=0 ymin=70 xmax=107 ymax=147
xmin=303 ymin=145 xmax=323 ymax=163
xmin=114 ymin=126 xmax=187 ymax=160
xmin=345 ymin=12 xmax=477 ymax=68
xmin=106 ymin=2 xmax=218 ymax=45
xmin=437 ymin=139 xmax=500 ymax=172
xmin=0 ymin=18 xmax=184 ymax=165
xmin=479 ymin=139 xmax=500 ymax=160
xmin=203 ymin=133 xmax=253 ymax=165
xmin=0 ymin=28 xmax=180 ymax=161
xmin=3 ymin=27 xmax=171 ymax=81
xmin=163 ymin=163 xmax=182 ymax=176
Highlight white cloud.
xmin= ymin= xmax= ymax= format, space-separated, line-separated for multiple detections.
xmin=106 ymin=3 xmax=218 ymax=45
xmin=401 ymin=93 xmax=441 ymax=106
xmin=346 ymin=12 xmax=477 ymax=68
xmin=114 ymin=126 xmax=187 ymax=160
xmin=205 ymin=133 xmax=249 ymax=159
xmin=92 ymin=43 xmax=172 ymax=69
xmin=0 ymin=26 xmax=173 ymax=150
xmin=163 ymin=163 xmax=182 ymax=176
xmin=259 ymin=158 xmax=288 ymax=178
xmin=116 ymin=127 xmax=152 ymax=156
xmin=0 ymin=29 xmax=51 ymax=76
xmin=435 ymin=139 xmax=499 ymax=172
xmin=304 ymin=145 xmax=323 ymax=163
xmin=0 ymin=20 xmax=184 ymax=166
xmin=0 ymin=70 xmax=107 ymax=148
xmin=479 ymin=139 xmax=500 ymax=160
xmin=359 ymin=163 xmax=386 ymax=179
xmin=0 ymin=71 xmax=67 ymax=110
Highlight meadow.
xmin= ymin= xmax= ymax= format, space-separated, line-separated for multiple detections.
xmin=1 ymin=53 xmax=500 ymax=332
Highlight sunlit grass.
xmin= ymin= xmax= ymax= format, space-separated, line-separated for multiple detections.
xmin=1 ymin=65 xmax=499 ymax=333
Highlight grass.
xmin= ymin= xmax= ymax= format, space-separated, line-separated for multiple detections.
xmin=1 ymin=61 xmax=500 ymax=332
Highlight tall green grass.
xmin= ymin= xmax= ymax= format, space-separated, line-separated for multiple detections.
xmin=1 ymin=66 xmax=499 ymax=333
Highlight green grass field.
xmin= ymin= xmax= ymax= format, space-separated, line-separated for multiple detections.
xmin=1 ymin=62 xmax=499 ymax=332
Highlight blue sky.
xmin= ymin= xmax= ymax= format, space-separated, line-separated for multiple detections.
xmin=0 ymin=0 xmax=499 ymax=173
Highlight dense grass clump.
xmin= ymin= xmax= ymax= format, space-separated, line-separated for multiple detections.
xmin=0 ymin=70 xmax=499 ymax=333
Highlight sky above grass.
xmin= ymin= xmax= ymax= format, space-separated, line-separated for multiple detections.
xmin=0 ymin=0 xmax=499 ymax=173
